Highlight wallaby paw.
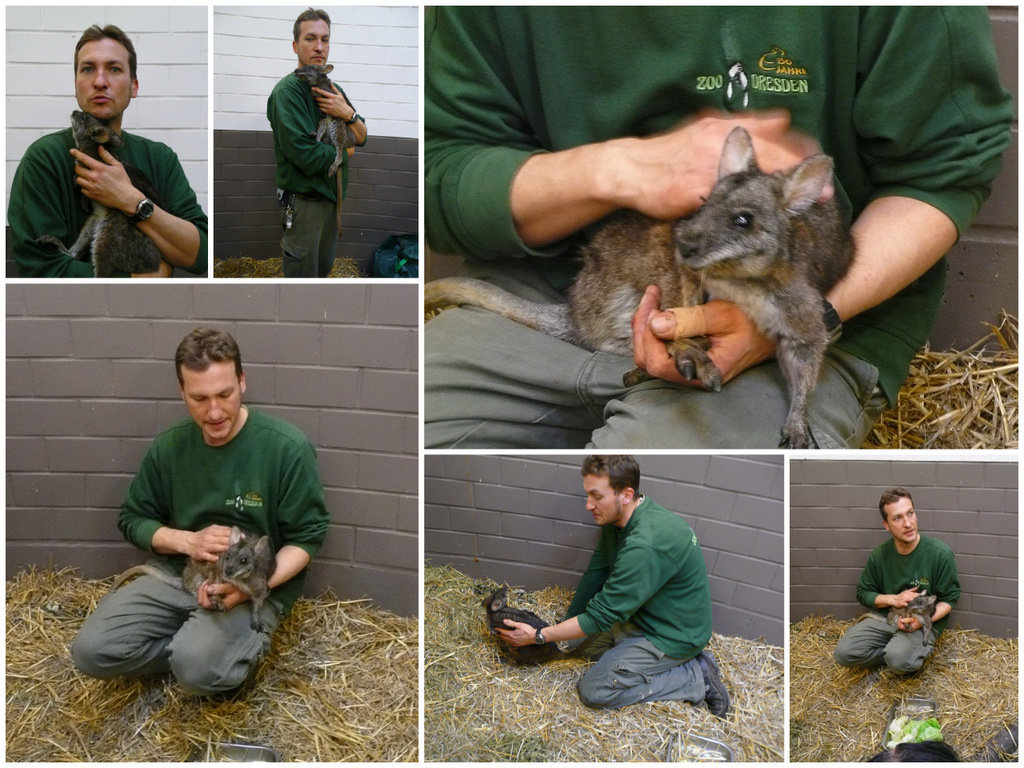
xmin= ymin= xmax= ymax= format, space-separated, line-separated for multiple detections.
xmin=779 ymin=424 xmax=811 ymax=449
xmin=669 ymin=339 xmax=722 ymax=392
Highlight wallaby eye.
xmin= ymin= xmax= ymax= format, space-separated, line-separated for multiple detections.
xmin=732 ymin=213 xmax=753 ymax=229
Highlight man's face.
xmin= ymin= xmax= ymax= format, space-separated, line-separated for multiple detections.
xmin=75 ymin=37 xmax=138 ymax=125
xmin=293 ymin=19 xmax=330 ymax=67
xmin=179 ymin=361 xmax=247 ymax=447
xmin=882 ymin=496 xmax=919 ymax=545
xmin=583 ymin=474 xmax=632 ymax=528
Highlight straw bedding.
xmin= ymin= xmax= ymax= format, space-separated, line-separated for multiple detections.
xmin=213 ymin=256 xmax=363 ymax=278
xmin=790 ymin=614 xmax=1018 ymax=762
xmin=424 ymin=564 xmax=784 ymax=762
xmin=863 ymin=313 xmax=1018 ymax=449
xmin=6 ymin=567 xmax=418 ymax=762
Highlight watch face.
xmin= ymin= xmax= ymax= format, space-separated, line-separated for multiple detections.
xmin=137 ymin=199 xmax=155 ymax=220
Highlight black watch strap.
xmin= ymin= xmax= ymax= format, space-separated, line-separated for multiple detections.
xmin=822 ymin=298 xmax=842 ymax=343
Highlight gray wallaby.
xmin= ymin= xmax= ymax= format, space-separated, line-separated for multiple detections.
xmin=482 ymin=587 xmax=564 ymax=665
xmin=111 ymin=526 xmax=277 ymax=632
xmin=425 ymin=126 xmax=854 ymax=448
xmin=36 ymin=110 xmax=164 ymax=277
xmin=293 ymin=64 xmax=357 ymax=231
xmin=887 ymin=593 xmax=937 ymax=635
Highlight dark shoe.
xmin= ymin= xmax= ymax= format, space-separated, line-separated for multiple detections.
xmin=697 ymin=650 xmax=730 ymax=718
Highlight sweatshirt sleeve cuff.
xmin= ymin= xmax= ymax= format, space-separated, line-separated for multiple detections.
xmin=445 ymin=146 xmax=564 ymax=259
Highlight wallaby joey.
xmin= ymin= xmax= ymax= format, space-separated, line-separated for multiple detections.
xmin=482 ymin=587 xmax=565 ymax=665
xmin=36 ymin=110 xmax=164 ymax=277
xmin=888 ymin=593 xmax=937 ymax=635
xmin=111 ymin=526 xmax=277 ymax=632
xmin=293 ymin=64 xmax=357 ymax=231
xmin=425 ymin=126 xmax=855 ymax=448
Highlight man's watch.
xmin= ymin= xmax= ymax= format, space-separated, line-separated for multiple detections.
xmin=534 ymin=627 xmax=546 ymax=645
xmin=822 ymin=298 xmax=842 ymax=343
xmin=129 ymin=197 xmax=155 ymax=224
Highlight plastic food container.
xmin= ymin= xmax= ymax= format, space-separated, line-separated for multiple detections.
xmin=882 ymin=696 xmax=939 ymax=750
xmin=190 ymin=742 xmax=281 ymax=761
xmin=665 ymin=732 xmax=734 ymax=761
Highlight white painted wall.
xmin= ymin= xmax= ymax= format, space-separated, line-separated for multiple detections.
xmin=213 ymin=5 xmax=418 ymax=140
xmin=6 ymin=6 xmax=209 ymax=215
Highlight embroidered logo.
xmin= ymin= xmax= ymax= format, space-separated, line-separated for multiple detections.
xmin=698 ymin=46 xmax=810 ymax=105
xmin=227 ymin=492 xmax=265 ymax=512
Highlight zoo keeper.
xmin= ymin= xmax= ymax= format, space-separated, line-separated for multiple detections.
xmin=267 ymin=7 xmax=367 ymax=278
xmin=71 ymin=327 xmax=329 ymax=696
xmin=834 ymin=487 xmax=961 ymax=673
xmin=496 ymin=455 xmax=729 ymax=716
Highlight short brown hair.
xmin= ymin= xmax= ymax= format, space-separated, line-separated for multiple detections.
xmin=75 ymin=24 xmax=138 ymax=81
xmin=293 ymin=8 xmax=331 ymax=42
xmin=878 ymin=487 xmax=914 ymax=521
xmin=581 ymin=455 xmax=640 ymax=494
xmin=175 ymin=328 xmax=243 ymax=385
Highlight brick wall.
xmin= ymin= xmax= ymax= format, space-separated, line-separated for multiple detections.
xmin=790 ymin=459 xmax=1018 ymax=637
xmin=6 ymin=283 xmax=419 ymax=617
xmin=424 ymin=454 xmax=784 ymax=645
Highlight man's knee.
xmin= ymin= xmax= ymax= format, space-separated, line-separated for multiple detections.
xmin=169 ymin=644 xmax=252 ymax=697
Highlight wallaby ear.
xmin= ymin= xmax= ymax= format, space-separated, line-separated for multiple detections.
xmin=718 ymin=126 xmax=757 ymax=178
xmin=321 ymin=64 xmax=334 ymax=74
xmin=228 ymin=526 xmax=244 ymax=545
xmin=783 ymin=155 xmax=833 ymax=214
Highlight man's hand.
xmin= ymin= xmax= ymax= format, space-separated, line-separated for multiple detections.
xmin=181 ymin=524 xmax=233 ymax=562
xmin=630 ymin=285 xmax=776 ymax=386
xmin=887 ymin=587 xmax=923 ymax=609
xmin=894 ymin=614 xmax=924 ymax=633
xmin=197 ymin=580 xmax=249 ymax=611
xmin=311 ymin=83 xmax=353 ymax=120
xmin=512 ymin=108 xmax=824 ymax=248
xmin=494 ymin=619 xmax=538 ymax=647
xmin=70 ymin=145 xmax=145 ymax=215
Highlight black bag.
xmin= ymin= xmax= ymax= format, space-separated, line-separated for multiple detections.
xmin=372 ymin=234 xmax=418 ymax=278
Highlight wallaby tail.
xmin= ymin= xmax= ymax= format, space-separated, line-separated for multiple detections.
xmin=424 ymin=276 xmax=576 ymax=343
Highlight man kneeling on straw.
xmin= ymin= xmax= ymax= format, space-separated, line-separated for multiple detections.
xmin=496 ymin=455 xmax=730 ymax=717
xmin=834 ymin=487 xmax=961 ymax=673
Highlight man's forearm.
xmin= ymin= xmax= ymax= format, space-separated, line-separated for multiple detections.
xmin=267 ymin=545 xmax=311 ymax=590
xmin=537 ymin=616 xmax=585 ymax=644
xmin=136 ymin=206 xmax=201 ymax=269
xmin=828 ymin=195 xmax=958 ymax=321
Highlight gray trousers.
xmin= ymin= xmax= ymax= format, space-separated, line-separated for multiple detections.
xmin=281 ymin=194 xmax=338 ymax=278
xmin=71 ymin=570 xmax=280 ymax=696
xmin=833 ymin=614 xmax=935 ymax=674
xmin=575 ymin=623 xmax=705 ymax=709
xmin=424 ymin=262 xmax=885 ymax=449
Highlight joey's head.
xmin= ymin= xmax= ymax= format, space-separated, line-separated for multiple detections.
xmin=672 ymin=126 xmax=834 ymax=281
xmin=70 ymin=110 xmax=122 ymax=157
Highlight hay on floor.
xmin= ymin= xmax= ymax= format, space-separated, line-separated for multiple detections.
xmin=864 ymin=313 xmax=1018 ymax=449
xmin=424 ymin=563 xmax=784 ymax=762
xmin=6 ymin=567 xmax=418 ymax=762
xmin=790 ymin=614 xmax=1018 ymax=762
xmin=213 ymin=256 xmax=363 ymax=278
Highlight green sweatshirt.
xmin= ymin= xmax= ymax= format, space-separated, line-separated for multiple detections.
xmin=8 ymin=127 xmax=208 ymax=277
xmin=425 ymin=7 xmax=1014 ymax=403
xmin=267 ymin=72 xmax=365 ymax=201
xmin=566 ymin=497 xmax=713 ymax=659
xmin=118 ymin=408 xmax=329 ymax=615
xmin=856 ymin=534 xmax=961 ymax=636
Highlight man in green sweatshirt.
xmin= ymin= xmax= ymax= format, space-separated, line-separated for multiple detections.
xmin=71 ymin=328 xmax=329 ymax=695
xmin=834 ymin=488 xmax=961 ymax=673
xmin=8 ymin=24 xmax=207 ymax=277
xmin=424 ymin=7 xmax=1013 ymax=448
xmin=267 ymin=8 xmax=367 ymax=277
xmin=496 ymin=455 xmax=729 ymax=715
